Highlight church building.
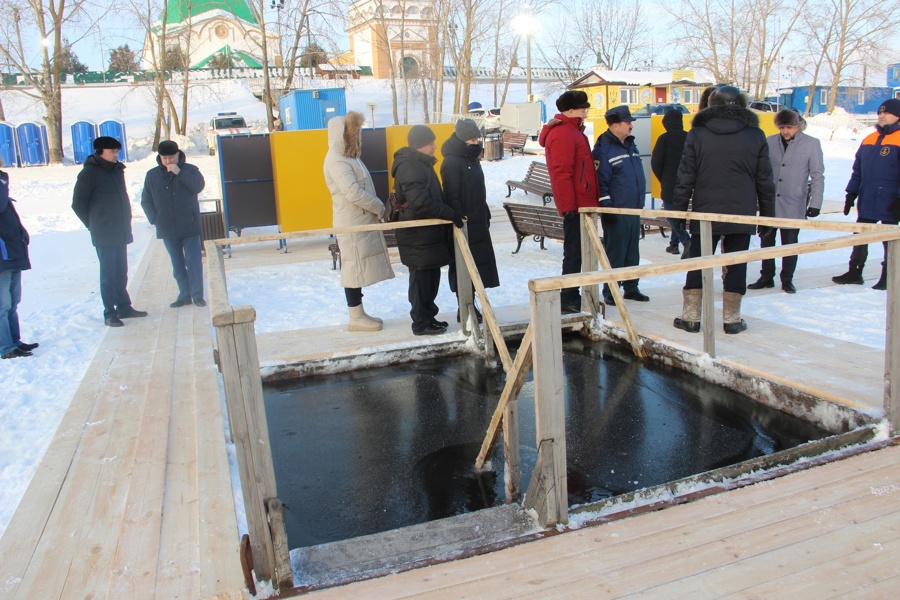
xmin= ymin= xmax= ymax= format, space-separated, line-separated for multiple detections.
xmin=141 ymin=0 xmax=279 ymax=69
xmin=347 ymin=0 xmax=439 ymax=79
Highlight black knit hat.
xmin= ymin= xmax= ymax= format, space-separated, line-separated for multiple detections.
xmin=879 ymin=98 xmax=900 ymax=119
xmin=157 ymin=140 xmax=179 ymax=156
xmin=93 ymin=136 xmax=122 ymax=151
xmin=408 ymin=125 xmax=436 ymax=149
xmin=556 ymin=90 xmax=590 ymax=112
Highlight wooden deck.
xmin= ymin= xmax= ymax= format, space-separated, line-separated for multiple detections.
xmin=1 ymin=201 xmax=898 ymax=599
xmin=0 ymin=240 xmax=246 ymax=600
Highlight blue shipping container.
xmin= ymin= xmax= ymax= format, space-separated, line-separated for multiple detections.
xmin=16 ymin=122 xmax=49 ymax=167
xmin=71 ymin=120 xmax=98 ymax=164
xmin=0 ymin=122 xmax=18 ymax=168
xmin=278 ymin=88 xmax=347 ymax=131
xmin=98 ymin=119 xmax=129 ymax=161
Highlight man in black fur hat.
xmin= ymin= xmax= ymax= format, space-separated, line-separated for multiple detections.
xmin=671 ymin=86 xmax=775 ymax=335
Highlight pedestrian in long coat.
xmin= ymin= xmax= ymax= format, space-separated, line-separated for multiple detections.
xmin=324 ymin=112 xmax=394 ymax=331
xmin=651 ymin=109 xmax=690 ymax=255
xmin=440 ymin=119 xmax=499 ymax=322
xmin=141 ymin=140 xmax=207 ymax=307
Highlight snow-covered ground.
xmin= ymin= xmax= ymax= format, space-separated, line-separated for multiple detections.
xmin=0 ymin=79 xmax=888 ymax=539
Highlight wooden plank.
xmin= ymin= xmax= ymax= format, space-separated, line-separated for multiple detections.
xmin=213 ymin=218 xmax=452 ymax=248
xmin=453 ymin=223 xmax=475 ymax=337
xmin=452 ymin=227 xmax=512 ymax=371
xmin=525 ymin=290 xmax=567 ymax=525
xmin=266 ymin=498 xmax=294 ymax=589
xmin=582 ymin=216 xmax=644 ymax=358
xmin=700 ymin=221 xmax=716 ymax=356
xmin=885 ymin=240 xmax=900 ymax=433
xmin=529 ymin=228 xmax=900 ymax=293
xmin=474 ymin=324 xmax=533 ymax=470
xmin=580 ymin=213 xmax=600 ymax=317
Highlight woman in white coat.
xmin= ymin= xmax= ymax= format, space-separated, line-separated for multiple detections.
xmin=323 ymin=112 xmax=394 ymax=331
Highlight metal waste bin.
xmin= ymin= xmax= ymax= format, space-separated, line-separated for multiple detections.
xmin=200 ymin=199 xmax=225 ymax=253
xmin=481 ymin=133 xmax=503 ymax=161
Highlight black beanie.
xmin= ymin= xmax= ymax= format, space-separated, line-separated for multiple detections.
xmin=157 ymin=140 xmax=179 ymax=156
xmin=93 ymin=136 xmax=122 ymax=152
xmin=879 ymin=98 xmax=900 ymax=119
xmin=408 ymin=125 xmax=436 ymax=149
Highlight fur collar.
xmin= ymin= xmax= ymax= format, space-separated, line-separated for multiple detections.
xmin=692 ymin=104 xmax=760 ymax=130
xmin=341 ymin=111 xmax=364 ymax=158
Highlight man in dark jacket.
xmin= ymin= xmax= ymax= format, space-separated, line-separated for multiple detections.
xmin=593 ymin=105 xmax=648 ymax=304
xmin=538 ymin=90 xmax=599 ymax=314
xmin=141 ymin=140 xmax=207 ymax=307
xmin=832 ymin=98 xmax=900 ymax=289
xmin=441 ymin=119 xmax=498 ymax=324
xmin=72 ymin=136 xmax=147 ymax=327
xmin=1 ymin=162 xmax=38 ymax=359
xmin=672 ymin=85 xmax=776 ymax=334
xmin=393 ymin=125 xmax=463 ymax=335
xmin=651 ymin=109 xmax=690 ymax=255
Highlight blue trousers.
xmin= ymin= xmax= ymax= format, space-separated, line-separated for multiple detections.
xmin=96 ymin=245 xmax=132 ymax=319
xmin=601 ymin=214 xmax=642 ymax=297
xmin=0 ymin=269 xmax=22 ymax=355
xmin=163 ymin=235 xmax=204 ymax=301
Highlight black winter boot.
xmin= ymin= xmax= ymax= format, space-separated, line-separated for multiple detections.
xmin=873 ymin=262 xmax=887 ymax=291
xmin=832 ymin=264 xmax=864 ymax=285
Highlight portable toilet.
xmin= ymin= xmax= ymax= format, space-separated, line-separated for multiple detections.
xmin=0 ymin=122 xmax=17 ymax=168
xmin=98 ymin=119 xmax=128 ymax=161
xmin=15 ymin=122 xmax=49 ymax=166
xmin=277 ymin=88 xmax=347 ymax=131
xmin=71 ymin=120 xmax=99 ymax=164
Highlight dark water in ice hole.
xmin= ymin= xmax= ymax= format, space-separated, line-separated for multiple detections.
xmin=263 ymin=334 xmax=830 ymax=550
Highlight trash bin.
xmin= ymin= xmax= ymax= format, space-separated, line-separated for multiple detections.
xmin=482 ymin=133 xmax=503 ymax=161
xmin=200 ymin=199 xmax=225 ymax=253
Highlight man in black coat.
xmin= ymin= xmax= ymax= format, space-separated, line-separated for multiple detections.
xmin=141 ymin=140 xmax=207 ymax=308
xmin=1 ymin=162 xmax=38 ymax=359
xmin=651 ymin=109 xmax=690 ymax=255
xmin=441 ymin=119 xmax=498 ymax=323
xmin=671 ymin=86 xmax=776 ymax=334
xmin=392 ymin=125 xmax=463 ymax=335
xmin=72 ymin=136 xmax=147 ymax=327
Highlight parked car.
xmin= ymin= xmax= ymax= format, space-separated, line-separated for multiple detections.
xmin=467 ymin=107 xmax=501 ymax=120
xmin=750 ymin=101 xmax=778 ymax=112
xmin=206 ymin=112 xmax=250 ymax=155
xmin=631 ymin=103 xmax=691 ymax=116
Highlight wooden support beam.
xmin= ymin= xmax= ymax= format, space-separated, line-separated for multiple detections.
xmin=525 ymin=290 xmax=568 ymax=526
xmin=582 ymin=215 xmax=645 ymax=358
xmin=580 ymin=212 xmax=600 ymax=317
xmin=454 ymin=222 xmax=475 ymax=336
xmin=266 ymin=498 xmax=294 ymax=590
xmin=700 ymin=221 xmax=716 ymax=357
xmin=886 ymin=240 xmax=900 ymax=434
xmin=452 ymin=226 xmax=512 ymax=372
xmin=474 ymin=324 xmax=533 ymax=472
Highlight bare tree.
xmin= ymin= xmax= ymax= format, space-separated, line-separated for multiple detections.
xmin=0 ymin=0 xmax=93 ymax=162
xmin=818 ymin=0 xmax=900 ymax=113
xmin=275 ymin=0 xmax=344 ymax=90
xmin=572 ymin=0 xmax=649 ymax=71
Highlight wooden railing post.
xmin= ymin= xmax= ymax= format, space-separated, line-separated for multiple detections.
xmin=885 ymin=240 xmax=900 ymax=434
xmin=454 ymin=221 xmax=474 ymax=336
xmin=523 ymin=289 xmax=568 ymax=527
xmin=209 ymin=242 xmax=291 ymax=588
xmin=581 ymin=212 xmax=600 ymax=315
xmin=699 ymin=221 xmax=716 ymax=357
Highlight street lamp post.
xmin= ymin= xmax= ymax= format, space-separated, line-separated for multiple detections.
xmin=513 ymin=7 xmax=540 ymax=102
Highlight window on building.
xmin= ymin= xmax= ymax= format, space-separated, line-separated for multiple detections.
xmin=620 ymin=87 xmax=638 ymax=105
xmin=423 ymin=7 xmax=433 ymax=17
xmin=408 ymin=7 xmax=419 ymax=15
xmin=391 ymin=5 xmax=402 ymax=14
xmin=683 ymin=87 xmax=698 ymax=104
xmin=858 ymin=90 xmax=865 ymax=105
xmin=820 ymin=89 xmax=828 ymax=105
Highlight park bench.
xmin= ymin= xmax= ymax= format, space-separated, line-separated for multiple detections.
xmin=640 ymin=216 xmax=669 ymax=239
xmin=502 ymin=132 xmax=528 ymax=156
xmin=503 ymin=202 xmax=565 ymax=253
xmin=329 ymin=229 xmax=397 ymax=270
xmin=505 ymin=161 xmax=553 ymax=206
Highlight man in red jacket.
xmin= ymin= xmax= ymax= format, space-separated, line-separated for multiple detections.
xmin=539 ymin=90 xmax=600 ymax=313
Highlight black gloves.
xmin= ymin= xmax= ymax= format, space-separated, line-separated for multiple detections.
xmin=451 ymin=211 xmax=465 ymax=229
xmin=844 ymin=192 xmax=857 ymax=216
xmin=806 ymin=207 xmax=820 ymax=218
xmin=758 ymin=226 xmax=776 ymax=240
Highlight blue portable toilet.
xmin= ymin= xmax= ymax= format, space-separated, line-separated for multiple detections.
xmin=15 ymin=122 xmax=49 ymax=167
xmin=98 ymin=119 xmax=128 ymax=161
xmin=0 ymin=122 xmax=17 ymax=168
xmin=277 ymin=88 xmax=347 ymax=131
xmin=71 ymin=120 xmax=99 ymax=164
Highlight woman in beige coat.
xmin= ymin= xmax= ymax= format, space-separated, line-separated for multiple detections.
xmin=323 ymin=112 xmax=394 ymax=331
